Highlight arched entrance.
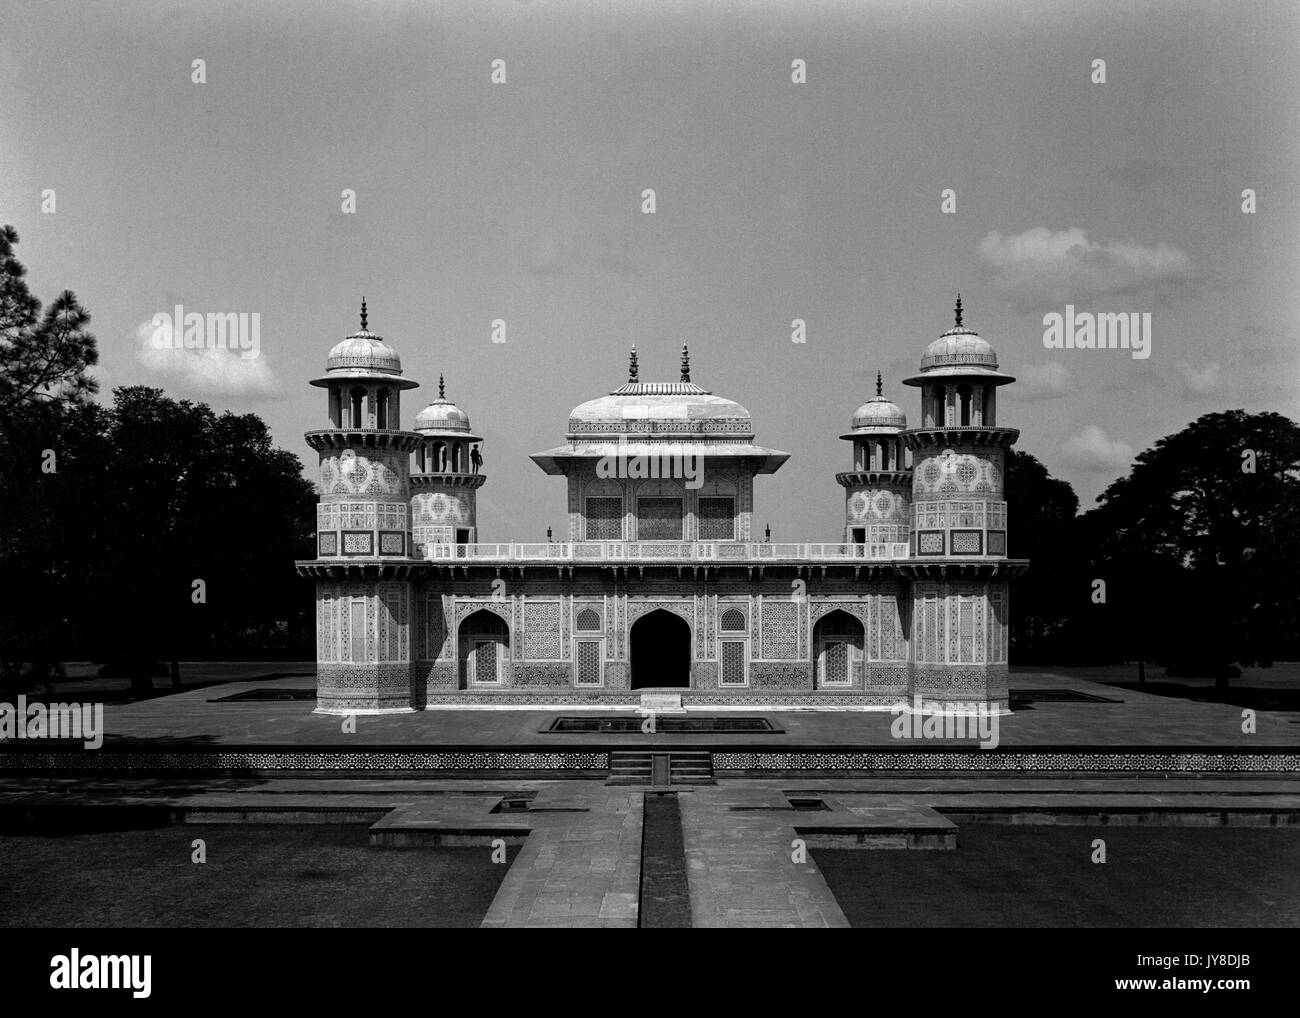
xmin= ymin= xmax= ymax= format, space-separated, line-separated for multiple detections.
xmin=458 ymin=609 xmax=509 ymax=689
xmin=813 ymin=609 xmax=864 ymax=687
xmin=630 ymin=609 xmax=691 ymax=690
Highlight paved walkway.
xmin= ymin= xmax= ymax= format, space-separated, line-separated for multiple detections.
xmin=478 ymin=786 xmax=642 ymax=928
xmin=680 ymin=786 xmax=851 ymax=928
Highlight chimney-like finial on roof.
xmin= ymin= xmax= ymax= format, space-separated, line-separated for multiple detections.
xmin=680 ymin=343 xmax=691 ymax=383
xmin=629 ymin=345 xmax=638 ymax=382
xmin=876 ymin=371 xmax=883 ymax=397
xmin=954 ymin=293 xmax=963 ymax=328
xmin=438 ymin=373 xmax=445 ymax=400
xmin=360 ymin=296 xmax=368 ymax=332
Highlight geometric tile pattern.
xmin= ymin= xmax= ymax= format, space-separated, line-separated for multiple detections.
xmin=0 ymin=750 xmax=609 ymax=772
xmin=710 ymin=750 xmax=1300 ymax=773
xmin=5 ymin=749 xmax=1295 ymax=775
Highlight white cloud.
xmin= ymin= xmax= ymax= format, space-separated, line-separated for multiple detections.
xmin=1013 ymin=361 xmax=1073 ymax=400
xmin=977 ymin=227 xmax=1195 ymax=310
xmin=134 ymin=319 xmax=282 ymax=397
xmin=1061 ymin=424 xmax=1135 ymax=474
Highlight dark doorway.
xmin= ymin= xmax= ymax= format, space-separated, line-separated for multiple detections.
xmin=630 ymin=610 xmax=691 ymax=689
xmin=457 ymin=608 xmax=509 ymax=689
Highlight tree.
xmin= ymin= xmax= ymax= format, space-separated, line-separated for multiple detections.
xmin=1004 ymin=448 xmax=1082 ymax=662
xmin=1082 ymin=410 xmax=1300 ymax=685
xmin=0 ymin=226 xmax=101 ymax=693
xmin=0 ymin=225 xmax=317 ymax=696
xmin=0 ymin=225 xmax=98 ymax=407
xmin=84 ymin=388 xmax=317 ymax=693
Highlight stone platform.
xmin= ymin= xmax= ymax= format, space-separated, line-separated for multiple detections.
xmin=3 ymin=665 xmax=1297 ymax=779
xmin=5 ymin=667 xmax=1298 ymax=749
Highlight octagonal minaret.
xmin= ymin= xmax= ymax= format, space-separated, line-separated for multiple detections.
xmin=301 ymin=300 xmax=421 ymax=713
xmin=836 ymin=372 xmax=912 ymax=556
xmin=410 ymin=375 xmax=486 ymax=558
xmin=899 ymin=296 xmax=1021 ymax=704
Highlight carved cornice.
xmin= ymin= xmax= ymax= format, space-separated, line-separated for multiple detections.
xmin=835 ymin=470 xmax=913 ymax=488
xmin=894 ymin=558 xmax=1030 ymax=580
xmin=295 ymin=560 xmax=425 ymax=580
xmin=899 ymin=427 xmax=1020 ymax=450
xmin=305 ymin=429 xmax=421 ymax=453
xmin=410 ymin=473 xmax=488 ymax=490
xmin=297 ymin=558 xmax=1029 ymax=582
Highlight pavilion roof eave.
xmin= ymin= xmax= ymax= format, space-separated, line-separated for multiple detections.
xmin=529 ymin=446 xmax=789 ymax=475
xmin=413 ymin=429 xmax=484 ymax=443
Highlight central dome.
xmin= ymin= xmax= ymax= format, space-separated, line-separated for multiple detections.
xmin=566 ymin=345 xmax=754 ymax=436
xmin=567 ymin=382 xmax=753 ymax=437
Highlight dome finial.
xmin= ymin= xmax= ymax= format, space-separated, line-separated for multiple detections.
xmin=954 ymin=293 xmax=963 ymax=328
xmin=629 ymin=344 xmax=638 ymax=383
xmin=438 ymin=373 xmax=445 ymax=400
xmin=360 ymin=296 xmax=368 ymax=332
xmin=876 ymin=371 xmax=883 ymax=397
xmin=680 ymin=342 xmax=691 ymax=383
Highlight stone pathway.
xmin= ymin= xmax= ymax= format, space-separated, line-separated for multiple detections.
xmin=479 ymin=786 xmax=642 ymax=928
xmin=678 ymin=787 xmax=851 ymax=927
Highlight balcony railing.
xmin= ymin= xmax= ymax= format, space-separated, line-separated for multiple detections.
xmin=421 ymin=541 xmax=912 ymax=562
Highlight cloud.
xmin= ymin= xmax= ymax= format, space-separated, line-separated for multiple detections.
xmin=134 ymin=319 xmax=282 ymax=398
xmin=1013 ymin=361 xmax=1073 ymax=400
xmin=1061 ymin=424 xmax=1135 ymax=474
xmin=977 ymin=227 xmax=1196 ymax=310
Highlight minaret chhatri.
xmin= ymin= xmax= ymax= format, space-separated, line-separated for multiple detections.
xmin=410 ymin=373 xmax=486 ymax=559
xmin=899 ymin=295 xmax=1022 ymax=705
xmin=301 ymin=300 xmax=421 ymax=713
xmin=837 ymin=371 xmax=912 ymax=554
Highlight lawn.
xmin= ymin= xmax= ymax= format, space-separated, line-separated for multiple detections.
xmin=0 ymin=823 xmax=517 ymax=927
xmin=816 ymin=826 xmax=1300 ymax=927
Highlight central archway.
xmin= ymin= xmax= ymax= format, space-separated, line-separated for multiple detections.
xmin=630 ymin=609 xmax=691 ymax=689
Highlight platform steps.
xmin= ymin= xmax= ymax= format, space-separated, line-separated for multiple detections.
xmin=607 ymin=750 xmax=714 ymax=786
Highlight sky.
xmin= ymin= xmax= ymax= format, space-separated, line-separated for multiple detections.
xmin=3 ymin=0 xmax=1297 ymax=541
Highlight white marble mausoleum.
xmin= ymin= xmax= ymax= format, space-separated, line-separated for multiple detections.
xmin=297 ymin=297 xmax=1027 ymax=713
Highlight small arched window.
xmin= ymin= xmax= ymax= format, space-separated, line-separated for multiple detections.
xmin=720 ymin=608 xmax=746 ymax=632
xmin=576 ymin=608 xmax=602 ymax=632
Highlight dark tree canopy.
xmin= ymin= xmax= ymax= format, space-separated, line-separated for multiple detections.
xmin=1081 ymin=410 xmax=1300 ymax=678
xmin=0 ymin=226 xmax=315 ymax=694
xmin=0 ymin=225 xmax=98 ymax=407
xmin=1005 ymin=448 xmax=1085 ymax=662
